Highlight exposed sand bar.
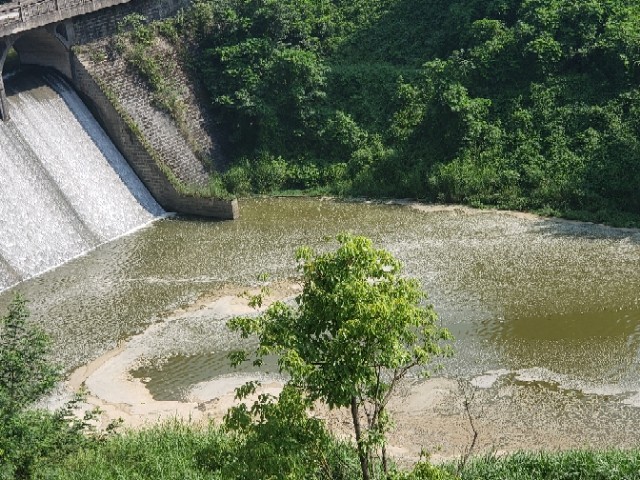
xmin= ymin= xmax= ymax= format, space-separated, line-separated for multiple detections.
xmin=47 ymin=281 xmax=640 ymax=467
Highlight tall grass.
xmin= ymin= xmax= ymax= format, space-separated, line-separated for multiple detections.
xmin=32 ymin=420 xmax=640 ymax=479
xmin=39 ymin=421 xmax=228 ymax=480
xmin=37 ymin=420 xmax=361 ymax=480
xmin=459 ymin=450 xmax=640 ymax=480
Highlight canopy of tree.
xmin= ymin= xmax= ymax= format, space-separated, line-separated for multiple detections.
xmin=177 ymin=0 xmax=640 ymax=223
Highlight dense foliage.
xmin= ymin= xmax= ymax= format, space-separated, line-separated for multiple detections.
xmin=143 ymin=0 xmax=640 ymax=224
xmin=0 ymin=295 xmax=59 ymax=416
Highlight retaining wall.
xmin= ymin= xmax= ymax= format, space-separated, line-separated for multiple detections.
xmin=67 ymin=0 xmax=237 ymax=219
xmin=70 ymin=54 xmax=238 ymax=219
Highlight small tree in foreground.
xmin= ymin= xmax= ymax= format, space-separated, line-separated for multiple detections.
xmin=0 ymin=295 xmax=98 ymax=479
xmin=228 ymin=234 xmax=453 ymax=480
xmin=0 ymin=294 xmax=59 ymax=417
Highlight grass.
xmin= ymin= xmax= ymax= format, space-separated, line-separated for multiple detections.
xmin=30 ymin=419 xmax=640 ymax=480
xmin=39 ymin=421 xmax=228 ymax=480
xmin=457 ymin=450 xmax=640 ymax=480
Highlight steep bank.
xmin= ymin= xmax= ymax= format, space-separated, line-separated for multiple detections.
xmin=64 ymin=0 xmax=237 ymax=218
xmin=72 ymin=40 xmax=217 ymax=189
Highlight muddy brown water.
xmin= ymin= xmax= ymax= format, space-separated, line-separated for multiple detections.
xmin=2 ymin=197 xmax=640 ymax=450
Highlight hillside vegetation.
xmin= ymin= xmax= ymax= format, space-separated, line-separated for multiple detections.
xmin=142 ymin=0 xmax=638 ymax=225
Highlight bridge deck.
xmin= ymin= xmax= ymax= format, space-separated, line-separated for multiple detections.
xmin=0 ymin=0 xmax=131 ymax=38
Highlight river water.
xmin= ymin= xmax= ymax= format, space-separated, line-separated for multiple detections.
xmin=1 ymin=197 xmax=639 ymax=411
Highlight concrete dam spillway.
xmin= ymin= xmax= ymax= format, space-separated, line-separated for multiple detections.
xmin=0 ymin=70 xmax=165 ymax=291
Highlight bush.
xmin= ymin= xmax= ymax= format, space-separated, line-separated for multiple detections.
xmin=286 ymin=162 xmax=321 ymax=189
xmin=0 ymin=295 xmax=59 ymax=417
xmin=117 ymin=13 xmax=154 ymax=46
xmin=223 ymin=164 xmax=253 ymax=196
xmin=0 ymin=295 xmax=94 ymax=480
xmin=220 ymin=385 xmax=360 ymax=480
xmin=251 ymin=153 xmax=289 ymax=193
xmin=1 ymin=398 xmax=94 ymax=480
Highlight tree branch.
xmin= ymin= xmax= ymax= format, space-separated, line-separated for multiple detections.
xmin=457 ymin=379 xmax=479 ymax=475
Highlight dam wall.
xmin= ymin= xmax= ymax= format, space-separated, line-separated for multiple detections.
xmin=1 ymin=0 xmax=238 ymax=219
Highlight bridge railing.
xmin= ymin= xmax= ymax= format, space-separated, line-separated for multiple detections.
xmin=0 ymin=0 xmax=97 ymax=31
xmin=0 ymin=2 xmax=23 ymax=27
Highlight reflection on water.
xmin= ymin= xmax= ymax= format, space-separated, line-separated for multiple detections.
xmin=1 ymin=198 xmax=640 ymax=404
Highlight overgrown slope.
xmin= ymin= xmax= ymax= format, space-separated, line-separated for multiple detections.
xmin=161 ymin=0 xmax=639 ymax=224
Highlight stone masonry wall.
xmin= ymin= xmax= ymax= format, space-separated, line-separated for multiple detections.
xmin=70 ymin=54 xmax=238 ymax=219
xmin=81 ymin=50 xmax=211 ymax=187
xmin=72 ymin=0 xmax=190 ymax=43
xmin=68 ymin=0 xmax=237 ymax=219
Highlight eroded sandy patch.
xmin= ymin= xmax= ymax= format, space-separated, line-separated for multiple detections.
xmin=51 ymin=277 xmax=640 ymax=467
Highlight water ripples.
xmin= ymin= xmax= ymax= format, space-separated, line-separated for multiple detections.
xmin=1 ymin=198 xmax=639 ymax=426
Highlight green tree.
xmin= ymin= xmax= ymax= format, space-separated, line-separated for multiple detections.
xmin=0 ymin=294 xmax=59 ymax=417
xmin=0 ymin=295 xmax=97 ymax=479
xmin=228 ymin=234 xmax=452 ymax=480
xmin=220 ymin=384 xmax=357 ymax=479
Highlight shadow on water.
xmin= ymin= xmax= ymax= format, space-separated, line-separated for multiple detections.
xmin=530 ymin=216 xmax=640 ymax=243
xmin=459 ymin=214 xmax=640 ymax=390
xmin=488 ymin=308 xmax=640 ymax=382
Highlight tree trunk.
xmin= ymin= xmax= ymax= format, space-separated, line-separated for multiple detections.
xmin=382 ymin=443 xmax=389 ymax=477
xmin=380 ymin=405 xmax=389 ymax=477
xmin=351 ymin=396 xmax=370 ymax=480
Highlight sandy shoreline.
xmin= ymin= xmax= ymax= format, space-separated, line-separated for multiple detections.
xmin=50 ymin=287 xmax=640 ymax=468
xmin=54 ymin=284 xmax=300 ymax=427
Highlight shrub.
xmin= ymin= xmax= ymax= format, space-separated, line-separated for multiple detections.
xmin=0 ymin=295 xmax=94 ymax=479
xmin=223 ymin=164 xmax=253 ymax=196
xmin=251 ymin=153 xmax=289 ymax=193
xmin=0 ymin=295 xmax=59 ymax=417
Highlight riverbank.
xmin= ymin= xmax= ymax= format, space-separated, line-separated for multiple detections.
xmin=320 ymin=195 xmax=640 ymax=230
xmin=51 ymin=271 xmax=640 ymax=467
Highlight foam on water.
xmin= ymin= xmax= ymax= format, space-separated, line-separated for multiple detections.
xmin=0 ymin=71 xmax=164 ymax=291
